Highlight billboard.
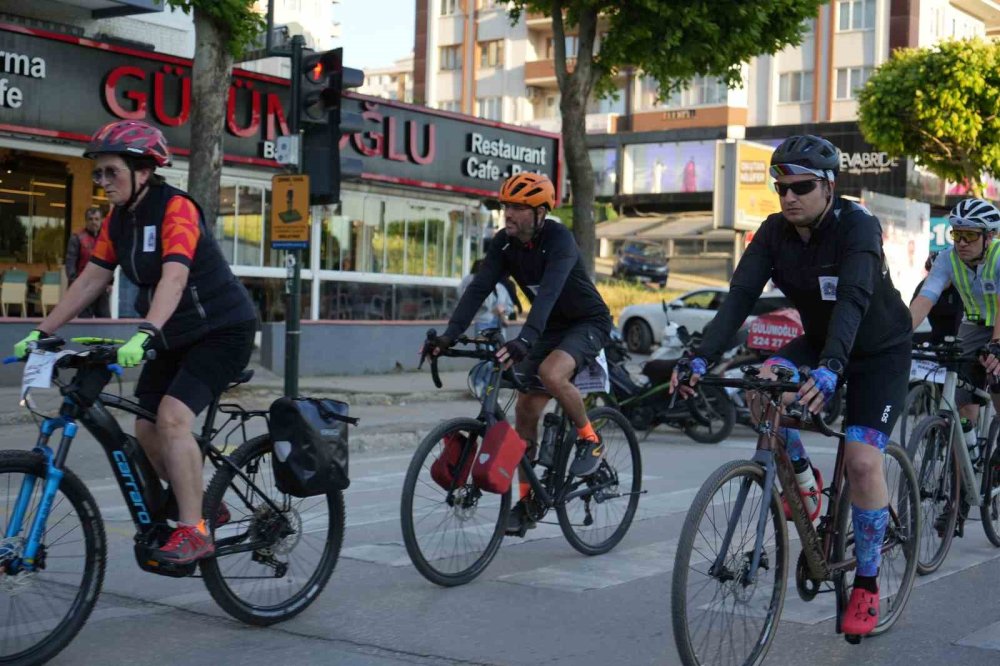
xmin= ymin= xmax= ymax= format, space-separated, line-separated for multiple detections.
xmin=624 ymin=140 xmax=716 ymax=194
xmin=862 ymin=189 xmax=930 ymax=302
xmin=733 ymin=140 xmax=781 ymax=230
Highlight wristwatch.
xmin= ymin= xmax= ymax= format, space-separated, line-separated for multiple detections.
xmin=819 ymin=358 xmax=845 ymax=376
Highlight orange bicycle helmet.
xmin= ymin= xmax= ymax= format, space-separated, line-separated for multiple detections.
xmin=498 ymin=173 xmax=556 ymax=210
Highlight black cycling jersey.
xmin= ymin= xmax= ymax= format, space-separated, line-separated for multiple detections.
xmin=444 ymin=220 xmax=611 ymax=344
xmin=697 ymin=197 xmax=912 ymax=367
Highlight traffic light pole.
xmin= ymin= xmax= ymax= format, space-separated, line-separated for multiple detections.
xmin=284 ymin=34 xmax=305 ymax=398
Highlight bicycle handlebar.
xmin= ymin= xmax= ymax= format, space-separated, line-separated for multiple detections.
xmin=4 ymin=337 xmax=155 ymax=377
xmin=420 ymin=328 xmax=528 ymax=392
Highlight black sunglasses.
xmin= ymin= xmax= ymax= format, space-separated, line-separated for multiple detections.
xmin=92 ymin=166 xmax=123 ymax=184
xmin=775 ymin=178 xmax=824 ymax=197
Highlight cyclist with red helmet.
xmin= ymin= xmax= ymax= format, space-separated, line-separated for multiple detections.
xmin=13 ymin=120 xmax=257 ymax=565
xmin=427 ymin=172 xmax=613 ymax=535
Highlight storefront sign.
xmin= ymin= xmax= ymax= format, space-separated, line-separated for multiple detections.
xmin=270 ymin=175 xmax=310 ymax=249
xmin=339 ymin=97 xmax=560 ymax=198
xmin=929 ymin=216 xmax=952 ymax=252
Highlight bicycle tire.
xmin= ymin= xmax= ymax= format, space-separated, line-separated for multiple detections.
xmin=556 ymin=407 xmax=641 ymax=555
xmin=833 ymin=443 xmax=919 ymax=637
xmin=683 ymin=385 xmax=736 ymax=444
xmin=672 ymin=458 xmax=788 ymax=666
xmin=0 ymin=450 xmax=106 ymax=666
xmin=900 ymin=383 xmax=937 ymax=449
xmin=980 ymin=417 xmax=1000 ymax=547
xmin=200 ymin=435 xmax=344 ymax=625
xmin=905 ymin=415 xmax=959 ymax=574
xmin=400 ymin=418 xmax=509 ymax=586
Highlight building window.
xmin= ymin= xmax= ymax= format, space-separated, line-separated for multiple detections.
xmin=476 ymin=96 xmax=503 ymax=121
xmin=545 ymin=35 xmax=579 ymax=59
xmin=837 ymin=0 xmax=876 ymax=31
xmin=778 ymin=71 xmax=813 ymax=103
xmin=440 ymin=0 xmax=459 ymax=16
xmin=439 ymin=45 xmax=462 ymax=71
xmin=438 ymin=100 xmax=461 ymax=112
xmin=478 ymin=39 xmax=504 ymax=69
xmin=835 ymin=66 xmax=873 ymax=100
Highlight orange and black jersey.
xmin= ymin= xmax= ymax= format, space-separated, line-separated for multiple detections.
xmin=91 ymin=182 xmax=255 ymax=347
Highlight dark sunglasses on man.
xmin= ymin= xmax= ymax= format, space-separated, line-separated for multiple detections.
xmin=774 ymin=178 xmax=824 ymax=197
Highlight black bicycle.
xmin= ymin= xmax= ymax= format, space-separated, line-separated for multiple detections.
xmin=400 ymin=329 xmax=642 ymax=586
xmin=0 ymin=337 xmax=344 ymax=665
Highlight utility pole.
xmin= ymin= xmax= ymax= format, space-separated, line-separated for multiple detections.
xmin=284 ymin=34 xmax=305 ymax=398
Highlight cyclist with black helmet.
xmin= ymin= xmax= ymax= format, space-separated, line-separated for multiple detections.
xmin=13 ymin=120 xmax=257 ymax=566
xmin=426 ymin=172 xmax=613 ymax=534
xmin=911 ymin=198 xmax=1000 ymax=485
xmin=671 ymin=134 xmax=913 ymax=636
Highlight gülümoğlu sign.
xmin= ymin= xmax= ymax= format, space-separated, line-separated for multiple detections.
xmin=0 ymin=23 xmax=561 ymax=197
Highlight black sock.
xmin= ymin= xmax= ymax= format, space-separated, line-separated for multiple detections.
xmin=854 ymin=574 xmax=878 ymax=593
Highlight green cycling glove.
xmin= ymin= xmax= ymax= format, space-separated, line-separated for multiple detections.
xmin=117 ymin=331 xmax=151 ymax=368
xmin=13 ymin=330 xmax=44 ymax=359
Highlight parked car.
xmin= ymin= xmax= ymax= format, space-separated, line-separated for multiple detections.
xmin=611 ymin=241 xmax=669 ymax=287
xmin=617 ymin=287 xmax=793 ymax=353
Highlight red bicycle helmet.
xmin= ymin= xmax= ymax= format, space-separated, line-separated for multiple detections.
xmin=84 ymin=120 xmax=171 ymax=167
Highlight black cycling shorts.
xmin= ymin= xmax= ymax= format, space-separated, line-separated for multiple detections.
xmin=515 ymin=319 xmax=611 ymax=378
xmin=135 ymin=319 xmax=256 ymax=419
xmin=772 ymin=335 xmax=909 ymax=438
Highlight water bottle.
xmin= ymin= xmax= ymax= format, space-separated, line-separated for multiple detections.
xmin=537 ymin=413 xmax=562 ymax=468
xmin=792 ymin=457 xmax=820 ymax=518
xmin=961 ymin=417 xmax=978 ymax=452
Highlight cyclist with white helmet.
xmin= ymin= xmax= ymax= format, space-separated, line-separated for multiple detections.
xmin=911 ymin=199 xmax=1000 ymax=487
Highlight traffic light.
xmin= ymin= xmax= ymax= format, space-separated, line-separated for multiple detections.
xmin=299 ymin=47 xmax=366 ymax=204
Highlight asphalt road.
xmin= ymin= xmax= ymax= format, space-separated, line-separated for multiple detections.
xmin=1 ymin=401 xmax=999 ymax=666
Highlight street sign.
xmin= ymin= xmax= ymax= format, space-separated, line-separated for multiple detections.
xmin=274 ymin=135 xmax=300 ymax=165
xmin=270 ymin=174 xmax=310 ymax=249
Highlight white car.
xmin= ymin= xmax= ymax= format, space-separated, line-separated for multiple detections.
xmin=617 ymin=287 xmax=793 ymax=353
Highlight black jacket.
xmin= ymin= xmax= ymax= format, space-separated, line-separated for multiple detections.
xmin=697 ymin=198 xmax=912 ymax=366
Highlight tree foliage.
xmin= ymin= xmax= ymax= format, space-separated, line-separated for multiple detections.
xmin=165 ymin=0 xmax=265 ymax=58
xmin=858 ymin=38 xmax=1000 ymax=197
xmin=505 ymin=1 xmax=823 ymax=273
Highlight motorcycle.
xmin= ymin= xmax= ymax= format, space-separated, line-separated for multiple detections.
xmin=602 ymin=329 xmax=736 ymax=444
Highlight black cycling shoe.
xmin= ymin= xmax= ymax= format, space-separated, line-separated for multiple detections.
xmin=569 ymin=437 xmax=604 ymax=478
xmin=505 ymin=500 xmax=537 ymax=538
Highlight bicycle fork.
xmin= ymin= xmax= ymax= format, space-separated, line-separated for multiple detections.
xmin=3 ymin=415 xmax=77 ymax=573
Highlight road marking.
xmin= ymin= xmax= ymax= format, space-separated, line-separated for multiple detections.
xmin=957 ymin=620 xmax=1000 ymax=651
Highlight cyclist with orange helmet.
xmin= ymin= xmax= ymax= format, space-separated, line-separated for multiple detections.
xmin=427 ymin=172 xmax=613 ymax=534
xmin=13 ymin=120 xmax=257 ymax=566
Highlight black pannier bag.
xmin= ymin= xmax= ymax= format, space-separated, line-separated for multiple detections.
xmin=269 ymin=397 xmax=359 ymax=497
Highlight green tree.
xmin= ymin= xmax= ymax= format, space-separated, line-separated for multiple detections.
xmin=165 ymin=1 xmax=265 ymax=232
xmin=858 ymin=38 xmax=1000 ymax=198
xmin=506 ymin=1 xmax=823 ymax=273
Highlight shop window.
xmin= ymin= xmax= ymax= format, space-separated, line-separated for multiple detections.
xmin=235 ymin=185 xmax=263 ymax=265
xmin=217 ymin=184 xmax=237 ymax=264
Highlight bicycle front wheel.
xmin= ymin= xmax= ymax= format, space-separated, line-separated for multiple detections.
xmin=200 ymin=435 xmax=344 ymax=626
xmin=683 ymin=385 xmax=736 ymax=444
xmin=557 ymin=406 xmax=641 ymax=555
xmin=0 ymin=450 xmax=106 ymax=666
xmin=981 ymin=417 xmax=1000 ymax=547
xmin=672 ymin=459 xmax=787 ymax=666
xmin=833 ymin=443 xmax=919 ymax=637
xmin=905 ymin=415 xmax=959 ymax=574
xmin=900 ymin=382 xmax=937 ymax=448
xmin=401 ymin=418 xmax=509 ymax=586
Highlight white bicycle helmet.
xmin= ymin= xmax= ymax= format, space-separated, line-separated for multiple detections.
xmin=949 ymin=198 xmax=1000 ymax=232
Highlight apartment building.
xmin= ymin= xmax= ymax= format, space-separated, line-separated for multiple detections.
xmin=360 ymin=53 xmax=415 ymax=103
xmin=415 ymin=0 xmax=1000 ymax=206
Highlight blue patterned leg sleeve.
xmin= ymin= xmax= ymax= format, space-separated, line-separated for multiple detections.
xmin=852 ymin=505 xmax=889 ymax=577
xmin=764 ymin=356 xmax=807 ymax=460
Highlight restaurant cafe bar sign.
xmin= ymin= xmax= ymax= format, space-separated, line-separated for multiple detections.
xmin=0 ymin=22 xmax=561 ymax=198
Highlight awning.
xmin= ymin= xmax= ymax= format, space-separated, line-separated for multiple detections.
xmin=636 ymin=214 xmax=715 ymax=240
xmin=595 ymin=216 xmax=667 ymax=240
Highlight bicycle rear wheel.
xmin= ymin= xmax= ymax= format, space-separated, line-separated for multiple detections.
xmin=833 ymin=443 xmax=919 ymax=637
xmin=200 ymin=435 xmax=344 ymax=626
xmin=672 ymin=458 xmax=787 ymax=666
xmin=401 ymin=418 xmax=509 ymax=586
xmin=980 ymin=417 xmax=1000 ymax=547
xmin=556 ymin=407 xmax=641 ymax=555
xmin=0 ymin=450 xmax=106 ymax=665
xmin=905 ymin=415 xmax=960 ymax=574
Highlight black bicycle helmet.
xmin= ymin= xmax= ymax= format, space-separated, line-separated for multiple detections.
xmin=769 ymin=135 xmax=840 ymax=179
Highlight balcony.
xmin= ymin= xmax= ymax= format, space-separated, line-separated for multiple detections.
xmin=525 ymin=58 xmax=576 ymax=88
xmin=952 ymin=0 xmax=1000 ymax=32
xmin=526 ymin=11 xmax=551 ymax=29
xmin=527 ymin=112 xmax=618 ymax=134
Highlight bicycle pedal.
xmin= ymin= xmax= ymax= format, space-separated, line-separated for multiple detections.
xmin=133 ymin=542 xmax=197 ymax=578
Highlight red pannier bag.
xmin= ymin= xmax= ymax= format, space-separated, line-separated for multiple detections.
xmin=431 ymin=432 xmax=476 ymax=490
xmin=472 ymin=421 xmax=527 ymax=494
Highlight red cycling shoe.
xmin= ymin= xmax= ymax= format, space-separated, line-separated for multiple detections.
xmin=841 ymin=585 xmax=879 ymax=636
xmin=782 ymin=465 xmax=824 ymax=522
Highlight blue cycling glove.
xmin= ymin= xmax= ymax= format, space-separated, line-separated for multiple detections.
xmin=802 ymin=366 xmax=838 ymax=405
xmin=689 ymin=356 xmax=708 ymax=376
